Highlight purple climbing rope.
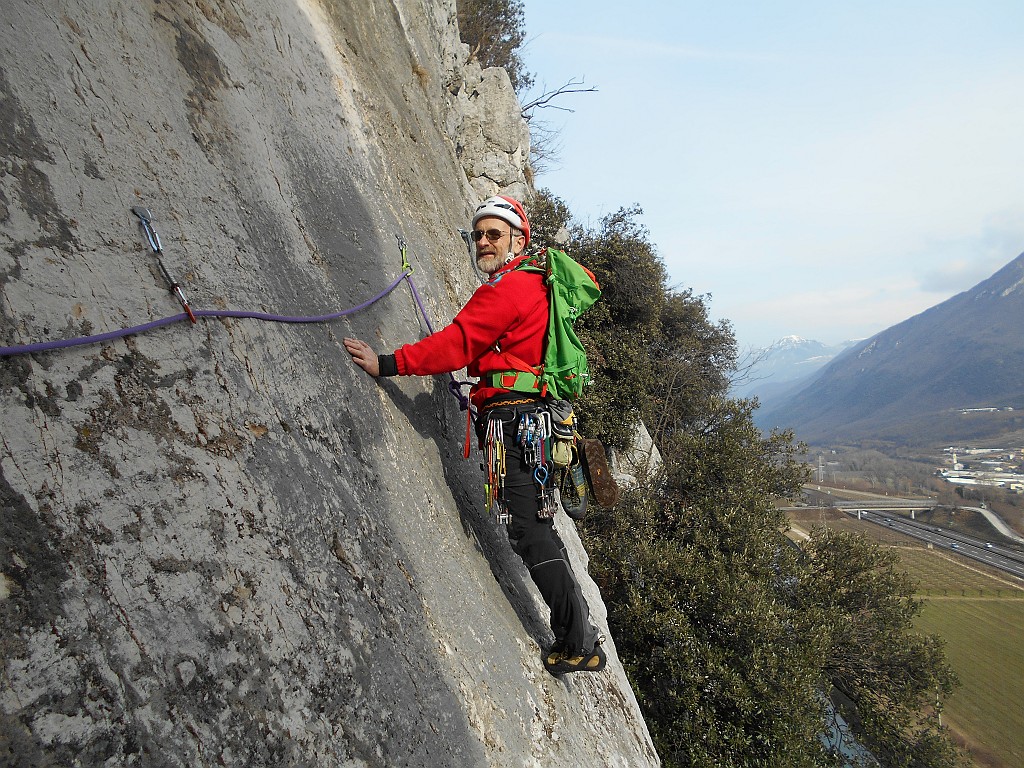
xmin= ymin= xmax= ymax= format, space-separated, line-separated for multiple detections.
xmin=403 ymin=272 xmax=473 ymax=413
xmin=1 ymin=237 xmax=474 ymax=415
xmin=0 ymin=270 xmax=411 ymax=358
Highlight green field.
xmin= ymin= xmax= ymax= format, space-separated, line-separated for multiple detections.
xmin=876 ymin=540 xmax=1019 ymax=768
xmin=789 ymin=512 xmax=1024 ymax=767
xmin=898 ymin=547 xmax=1024 ymax=598
xmin=916 ymin=600 xmax=1024 ymax=768
xmin=895 ymin=546 xmax=1023 ymax=767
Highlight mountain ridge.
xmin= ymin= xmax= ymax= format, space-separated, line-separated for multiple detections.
xmin=757 ymin=251 xmax=1024 ymax=444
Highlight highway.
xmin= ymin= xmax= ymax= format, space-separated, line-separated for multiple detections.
xmin=852 ymin=510 xmax=1024 ymax=580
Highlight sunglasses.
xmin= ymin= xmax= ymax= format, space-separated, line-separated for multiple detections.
xmin=472 ymin=228 xmax=511 ymax=243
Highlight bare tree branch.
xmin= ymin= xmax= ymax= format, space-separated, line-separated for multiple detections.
xmin=521 ymin=78 xmax=598 ymax=119
xmin=728 ymin=344 xmax=773 ymax=389
xmin=522 ymin=78 xmax=597 ymax=174
xmin=526 ymin=119 xmax=564 ymax=176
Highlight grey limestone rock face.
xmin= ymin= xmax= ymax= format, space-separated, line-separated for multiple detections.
xmin=0 ymin=1 xmax=658 ymax=766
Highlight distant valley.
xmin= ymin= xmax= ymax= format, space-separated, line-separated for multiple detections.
xmin=753 ymin=251 xmax=1024 ymax=446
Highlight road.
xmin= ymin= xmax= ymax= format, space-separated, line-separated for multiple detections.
xmin=787 ymin=486 xmax=1024 ymax=578
xmin=960 ymin=506 xmax=1024 ymax=544
xmin=854 ymin=511 xmax=1024 ymax=580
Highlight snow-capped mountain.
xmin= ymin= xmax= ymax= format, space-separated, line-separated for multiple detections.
xmin=733 ymin=336 xmax=857 ymax=401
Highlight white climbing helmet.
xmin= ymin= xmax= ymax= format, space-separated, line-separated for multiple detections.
xmin=472 ymin=196 xmax=530 ymax=246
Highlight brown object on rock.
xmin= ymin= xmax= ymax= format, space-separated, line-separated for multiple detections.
xmin=581 ymin=438 xmax=621 ymax=508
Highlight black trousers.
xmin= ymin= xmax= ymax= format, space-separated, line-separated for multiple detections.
xmin=484 ymin=404 xmax=599 ymax=656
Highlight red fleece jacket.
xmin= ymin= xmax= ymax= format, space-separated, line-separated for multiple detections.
xmin=394 ymin=255 xmax=547 ymax=409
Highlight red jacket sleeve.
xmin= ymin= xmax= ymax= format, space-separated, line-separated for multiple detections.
xmin=394 ymin=279 xmax=521 ymax=376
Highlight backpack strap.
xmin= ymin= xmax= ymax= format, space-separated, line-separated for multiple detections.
xmin=486 ymin=258 xmax=547 ymax=395
xmin=487 ymin=351 xmax=547 ymax=397
xmin=487 ymin=369 xmax=544 ymax=395
xmin=514 ymin=254 xmax=546 ymax=275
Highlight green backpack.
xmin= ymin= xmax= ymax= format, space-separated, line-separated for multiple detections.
xmin=488 ymin=248 xmax=601 ymax=400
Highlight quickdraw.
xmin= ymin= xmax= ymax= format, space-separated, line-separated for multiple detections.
xmin=0 ymin=209 xmax=418 ymax=358
xmin=484 ymin=416 xmax=509 ymax=525
xmin=132 ymin=206 xmax=197 ymax=323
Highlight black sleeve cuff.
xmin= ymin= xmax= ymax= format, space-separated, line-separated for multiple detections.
xmin=378 ymin=354 xmax=398 ymax=377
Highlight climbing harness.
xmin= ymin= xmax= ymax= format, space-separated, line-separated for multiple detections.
xmin=480 ymin=398 xmax=589 ymax=525
xmin=132 ymin=206 xmax=196 ymax=323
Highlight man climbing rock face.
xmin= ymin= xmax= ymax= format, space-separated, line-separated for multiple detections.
xmin=343 ymin=196 xmax=605 ymax=675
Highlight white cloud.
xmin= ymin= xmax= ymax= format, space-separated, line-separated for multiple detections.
xmin=918 ymin=260 xmax=984 ymax=293
xmin=720 ymin=280 xmax=941 ymax=348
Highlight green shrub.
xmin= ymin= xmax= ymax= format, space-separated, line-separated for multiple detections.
xmin=456 ymin=0 xmax=534 ymax=93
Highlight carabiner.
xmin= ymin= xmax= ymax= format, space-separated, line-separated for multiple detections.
xmin=396 ymin=235 xmax=413 ymax=275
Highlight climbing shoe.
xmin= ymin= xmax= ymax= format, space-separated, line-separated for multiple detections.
xmin=544 ymin=642 xmax=606 ymax=675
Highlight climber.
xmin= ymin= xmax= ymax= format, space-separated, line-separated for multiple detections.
xmin=343 ymin=196 xmax=605 ymax=675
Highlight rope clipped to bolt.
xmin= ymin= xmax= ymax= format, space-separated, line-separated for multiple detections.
xmin=1 ymin=209 xmax=476 ymax=416
xmin=395 ymin=235 xmax=473 ymax=413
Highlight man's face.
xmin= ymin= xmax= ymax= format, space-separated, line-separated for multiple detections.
xmin=473 ymin=216 xmax=525 ymax=275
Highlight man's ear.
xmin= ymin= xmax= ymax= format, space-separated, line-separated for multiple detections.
xmin=513 ymin=233 xmax=527 ymax=255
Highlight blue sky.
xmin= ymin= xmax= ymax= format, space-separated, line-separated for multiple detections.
xmin=518 ymin=1 xmax=1024 ymax=351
